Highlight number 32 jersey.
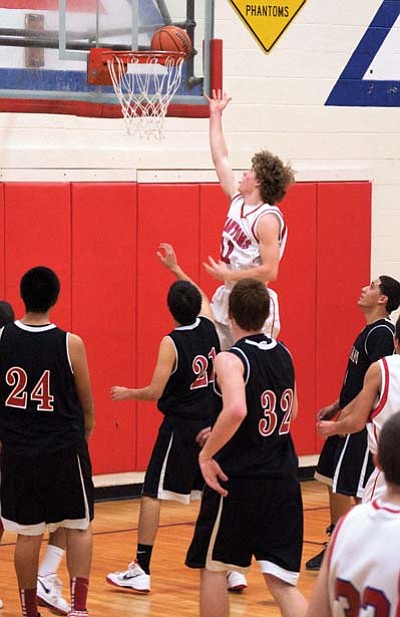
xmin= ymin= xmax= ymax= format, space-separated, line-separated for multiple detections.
xmin=215 ymin=334 xmax=298 ymax=478
xmin=157 ymin=316 xmax=221 ymax=422
xmin=328 ymin=499 xmax=400 ymax=617
xmin=0 ymin=321 xmax=85 ymax=457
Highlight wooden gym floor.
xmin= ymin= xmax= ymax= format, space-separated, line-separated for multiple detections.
xmin=0 ymin=481 xmax=328 ymax=616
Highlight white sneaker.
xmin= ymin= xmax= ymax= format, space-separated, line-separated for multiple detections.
xmin=106 ymin=561 xmax=150 ymax=593
xmin=37 ymin=573 xmax=70 ymax=615
xmin=0 ymin=597 xmax=3 ymax=609
xmin=227 ymin=571 xmax=248 ymax=592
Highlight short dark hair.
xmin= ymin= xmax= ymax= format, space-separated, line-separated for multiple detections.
xmin=228 ymin=279 xmax=270 ymax=331
xmin=0 ymin=301 xmax=14 ymax=326
xmin=379 ymin=275 xmax=400 ymax=314
xmin=20 ymin=266 xmax=60 ymax=313
xmin=377 ymin=412 xmax=400 ymax=487
xmin=167 ymin=280 xmax=201 ymax=326
xmin=252 ymin=150 xmax=295 ymax=205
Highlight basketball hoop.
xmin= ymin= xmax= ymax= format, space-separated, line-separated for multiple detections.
xmin=88 ymin=49 xmax=186 ymax=139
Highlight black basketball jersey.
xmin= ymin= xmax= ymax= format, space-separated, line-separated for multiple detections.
xmin=215 ymin=334 xmax=298 ymax=478
xmin=157 ymin=316 xmax=221 ymax=422
xmin=339 ymin=318 xmax=395 ymax=409
xmin=0 ymin=321 xmax=85 ymax=457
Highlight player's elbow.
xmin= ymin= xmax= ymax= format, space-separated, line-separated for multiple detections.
xmin=268 ymin=268 xmax=278 ymax=283
xmin=228 ymin=404 xmax=247 ymax=425
xmin=259 ymin=263 xmax=279 ymax=283
xmin=268 ymin=261 xmax=280 ymax=282
xmin=145 ymin=385 xmax=162 ymax=401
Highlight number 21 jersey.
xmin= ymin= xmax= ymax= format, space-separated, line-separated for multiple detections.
xmin=157 ymin=316 xmax=220 ymax=422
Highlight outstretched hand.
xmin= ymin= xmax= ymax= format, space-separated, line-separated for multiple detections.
xmin=199 ymin=456 xmax=229 ymax=497
xmin=157 ymin=243 xmax=178 ymax=271
xmin=204 ymin=89 xmax=232 ymax=114
xmin=110 ymin=386 xmax=131 ymax=402
xmin=203 ymin=256 xmax=231 ymax=282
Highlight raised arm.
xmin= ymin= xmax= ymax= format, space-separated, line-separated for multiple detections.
xmin=205 ymin=89 xmax=235 ymax=198
xmin=199 ymin=351 xmax=247 ymax=496
xmin=68 ymin=333 xmax=95 ymax=441
xmin=157 ymin=243 xmax=214 ymax=321
xmin=110 ymin=335 xmax=175 ymax=402
xmin=318 ymin=362 xmax=382 ymax=438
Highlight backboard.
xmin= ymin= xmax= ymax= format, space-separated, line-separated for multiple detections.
xmin=0 ymin=0 xmax=221 ymax=118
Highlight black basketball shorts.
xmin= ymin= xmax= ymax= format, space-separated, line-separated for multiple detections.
xmin=314 ymin=435 xmax=344 ymax=486
xmin=0 ymin=440 xmax=94 ymax=535
xmin=332 ymin=429 xmax=374 ymax=498
xmin=186 ymin=474 xmax=303 ymax=585
xmin=142 ymin=416 xmax=208 ymax=504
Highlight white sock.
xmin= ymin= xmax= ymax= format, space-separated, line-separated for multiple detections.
xmin=38 ymin=544 xmax=65 ymax=577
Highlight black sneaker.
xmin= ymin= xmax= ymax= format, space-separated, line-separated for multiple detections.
xmin=306 ymin=523 xmax=335 ymax=571
xmin=305 ymin=547 xmax=326 ymax=570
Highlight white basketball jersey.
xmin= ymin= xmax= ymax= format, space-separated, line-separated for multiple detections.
xmin=328 ymin=500 xmax=400 ymax=617
xmin=367 ymin=355 xmax=400 ymax=455
xmin=362 ymin=355 xmax=400 ymax=502
xmin=211 ymin=193 xmax=286 ymax=342
xmin=220 ymin=193 xmax=287 ymax=277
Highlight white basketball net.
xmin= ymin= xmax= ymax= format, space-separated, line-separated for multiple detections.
xmin=107 ymin=52 xmax=185 ymax=139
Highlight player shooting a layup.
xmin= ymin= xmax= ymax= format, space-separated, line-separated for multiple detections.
xmin=204 ymin=89 xmax=295 ymax=350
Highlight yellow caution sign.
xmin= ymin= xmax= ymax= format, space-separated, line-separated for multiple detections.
xmin=228 ymin=1 xmax=307 ymax=53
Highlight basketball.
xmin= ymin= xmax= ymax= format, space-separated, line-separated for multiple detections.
xmin=151 ymin=25 xmax=192 ymax=58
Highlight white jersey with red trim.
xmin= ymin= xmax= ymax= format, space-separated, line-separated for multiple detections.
xmin=328 ymin=499 xmax=400 ymax=617
xmin=219 ymin=193 xmax=287 ymax=273
xmin=211 ymin=194 xmax=287 ymax=347
xmin=362 ymin=354 xmax=400 ymax=502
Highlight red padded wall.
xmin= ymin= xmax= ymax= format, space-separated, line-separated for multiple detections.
xmin=71 ymin=183 xmax=137 ymax=474
xmin=136 ymin=184 xmax=201 ymax=469
xmin=316 ymin=182 xmax=371 ymax=449
xmin=275 ymin=183 xmax=318 ymax=454
xmin=0 ymin=179 xmax=372 ymax=474
xmin=4 ymin=183 xmax=71 ymax=328
xmin=199 ymin=184 xmax=230 ymax=297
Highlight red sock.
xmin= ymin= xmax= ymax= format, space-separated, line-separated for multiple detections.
xmin=19 ymin=587 xmax=37 ymax=617
xmin=70 ymin=577 xmax=89 ymax=611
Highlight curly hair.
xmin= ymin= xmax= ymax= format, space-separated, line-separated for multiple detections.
xmin=252 ymin=150 xmax=295 ymax=205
